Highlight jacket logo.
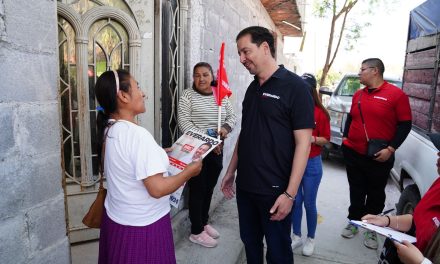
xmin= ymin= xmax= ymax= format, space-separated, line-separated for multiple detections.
xmin=374 ymin=96 xmax=388 ymax=101
xmin=262 ymin=93 xmax=280 ymax=99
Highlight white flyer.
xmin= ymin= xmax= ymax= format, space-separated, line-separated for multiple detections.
xmin=167 ymin=130 xmax=222 ymax=208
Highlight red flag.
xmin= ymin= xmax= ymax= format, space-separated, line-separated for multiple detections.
xmin=213 ymin=42 xmax=232 ymax=106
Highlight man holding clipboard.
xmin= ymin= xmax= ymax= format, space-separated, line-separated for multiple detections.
xmin=360 ymin=133 xmax=440 ymax=264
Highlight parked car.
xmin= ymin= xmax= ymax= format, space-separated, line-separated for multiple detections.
xmin=319 ymin=73 xmax=402 ymax=158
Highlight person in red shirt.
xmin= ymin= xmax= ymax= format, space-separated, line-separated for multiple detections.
xmin=362 ymin=132 xmax=440 ymax=264
xmin=291 ymin=73 xmax=330 ymax=256
xmin=340 ymin=58 xmax=412 ymax=250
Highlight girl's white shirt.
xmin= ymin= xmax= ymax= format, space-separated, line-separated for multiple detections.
xmin=104 ymin=120 xmax=170 ymax=226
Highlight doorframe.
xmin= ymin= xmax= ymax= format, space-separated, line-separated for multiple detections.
xmin=57 ymin=2 xmax=141 ymax=243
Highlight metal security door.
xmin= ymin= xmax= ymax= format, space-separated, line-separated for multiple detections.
xmin=57 ymin=0 xmax=140 ymax=243
xmin=161 ymin=0 xmax=186 ymax=148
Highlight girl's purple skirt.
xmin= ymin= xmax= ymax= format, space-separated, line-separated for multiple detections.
xmin=98 ymin=210 xmax=176 ymax=264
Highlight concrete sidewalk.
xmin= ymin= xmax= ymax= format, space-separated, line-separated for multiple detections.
xmin=285 ymin=160 xmax=379 ymax=264
xmin=174 ymin=198 xmax=243 ymax=264
xmin=238 ymin=159 xmax=400 ymax=264
xmin=71 ymin=197 xmax=243 ymax=264
xmin=72 ymin=158 xmax=400 ymax=264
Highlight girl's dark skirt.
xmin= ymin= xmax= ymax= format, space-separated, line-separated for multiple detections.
xmin=98 ymin=210 xmax=176 ymax=264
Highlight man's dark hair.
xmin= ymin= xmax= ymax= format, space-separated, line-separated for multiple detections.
xmin=236 ymin=26 xmax=275 ymax=58
xmin=199 ymin=142 xmax=212 ymax=149
xmin=362 ymin=58 xmax=385 ymax=76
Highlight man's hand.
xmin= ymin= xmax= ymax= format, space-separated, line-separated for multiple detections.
xmin=374 ymin=148 xmax=393 ymax=162
xmin=221 ymin=172 xmax=235 ymax=199
xmin=269 ymin=194 xmax=294 ymax=221
xmin=394 ymin=240 xmax=425 ymax=264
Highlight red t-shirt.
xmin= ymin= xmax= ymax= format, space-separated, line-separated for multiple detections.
xmin=310 ymin=106 xmax=330 ymax=158
xmin=343 ymin=81 xmax=412 ymax=155
xmin=413 ymin=177 xmax=440 ymax=252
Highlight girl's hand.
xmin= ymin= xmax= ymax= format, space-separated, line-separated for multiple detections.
xmin=185 ymin=159 xmax=203 ymax=177
xmin=394 ymin=240 xmax=424 ymax=264
xmin=163 ymin=147 xmax=173 ymax=153
xmin=361 ymin=214 xmax=388 ymax=227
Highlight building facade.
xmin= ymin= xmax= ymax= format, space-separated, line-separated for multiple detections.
xmin=0 ymin=0 xmax=303 ymax=262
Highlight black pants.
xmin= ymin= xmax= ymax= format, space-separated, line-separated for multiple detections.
xmin=188 ymin=152 xmax=223 ymax=234
xmin=236 ymin=188 xmax=293 ymax=264
xmin=342 ymin=145 xmax=394 ymax=220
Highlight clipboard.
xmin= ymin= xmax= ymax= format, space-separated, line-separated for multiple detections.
xmin=350 ymin=220 xmax=416 ymax=243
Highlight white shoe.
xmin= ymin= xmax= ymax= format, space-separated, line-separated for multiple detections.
xmin=302 ymin=237 xmax=315 ymax=256
xmin=291 ymin=234 xmax=303 ymax=250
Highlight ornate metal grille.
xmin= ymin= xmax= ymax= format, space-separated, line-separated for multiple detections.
xmin=88 ymin=18 xmax=129 ymax=175
xmin=162 ymin=0 xmax=184 ymax=147
xmin=58 ymin=0 xmax=141 ymax=242
xmin=58 ymin=18 xmax=81 ymax=184
xmin=58 ymin=0 xmax=134 ymax=187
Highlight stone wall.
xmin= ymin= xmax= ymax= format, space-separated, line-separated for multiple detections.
xmin=0 ymin=0 xmax=70 ymax=263
xmin=186 ymin=0 xmax=289 ymax=208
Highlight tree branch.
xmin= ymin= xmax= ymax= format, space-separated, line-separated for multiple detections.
xmin=329 ymin=6 xmax=350 ymax=67
xmin=319 ymin=0 xmax=359 ymax=86
xmin=335 ymin=0 xmax=358 ymax=20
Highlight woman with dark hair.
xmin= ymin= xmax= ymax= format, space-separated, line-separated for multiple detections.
xmin=177 ymin=62 xmax=236 ymax=248
xmin=291 ymin=73 xmax=330 ymax=256
xmin=95 ymin=69 xmax=202 ymax=264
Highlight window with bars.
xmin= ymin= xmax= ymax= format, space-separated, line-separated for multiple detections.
xmin=58 ymin=0 xmax=132 ymax=186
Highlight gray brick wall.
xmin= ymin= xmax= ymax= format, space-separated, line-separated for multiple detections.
xmin=0 ymin=0 xmax=69 ymax=263
xmin=0 ymin=0 xmax=5 ymax=38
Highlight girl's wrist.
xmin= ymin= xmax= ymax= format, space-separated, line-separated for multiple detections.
xmin=385 ymin=215 xmax=391 ymax=227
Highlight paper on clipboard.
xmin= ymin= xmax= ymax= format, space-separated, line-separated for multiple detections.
xmin=350 ymin=220 xmax=416 ymax=243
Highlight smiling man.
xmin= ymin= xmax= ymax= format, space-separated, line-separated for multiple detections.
xmin=221 ymin=26 xmax=314 ymax=264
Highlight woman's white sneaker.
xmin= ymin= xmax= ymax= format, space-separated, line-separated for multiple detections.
xmin=291 ymin=234 xmax=303 ymax=250
xmin=302 ymin=237 xmax=315 ymax=256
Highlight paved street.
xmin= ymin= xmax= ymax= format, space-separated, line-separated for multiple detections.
xmin=238 ymin=156 xmax=401 ymax=264
xmin=72 ymin=156 xmax=401 ymax=264
xmin=289 ymin=157 xmax=400 ymax=264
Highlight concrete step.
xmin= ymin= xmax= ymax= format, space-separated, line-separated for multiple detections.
xmin=174 ymin=198 xmax=244 ymax=264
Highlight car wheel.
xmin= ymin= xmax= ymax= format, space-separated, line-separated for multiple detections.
xmin=396 ymin=184 xmax=421 ymax=215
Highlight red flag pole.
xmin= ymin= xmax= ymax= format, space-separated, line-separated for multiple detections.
xmin=217 ymin=43 xmax=225 ymax=140
xmin=217 ymin=107 xmax=221 ymax=140
xmin=215 ymin=42 xmax=232 ymax=139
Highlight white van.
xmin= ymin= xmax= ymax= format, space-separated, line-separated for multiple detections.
xmin=392 ymin=131 xmax=438 ymax=214
xmin=390 ymin=0 xmax=440 ymax=214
